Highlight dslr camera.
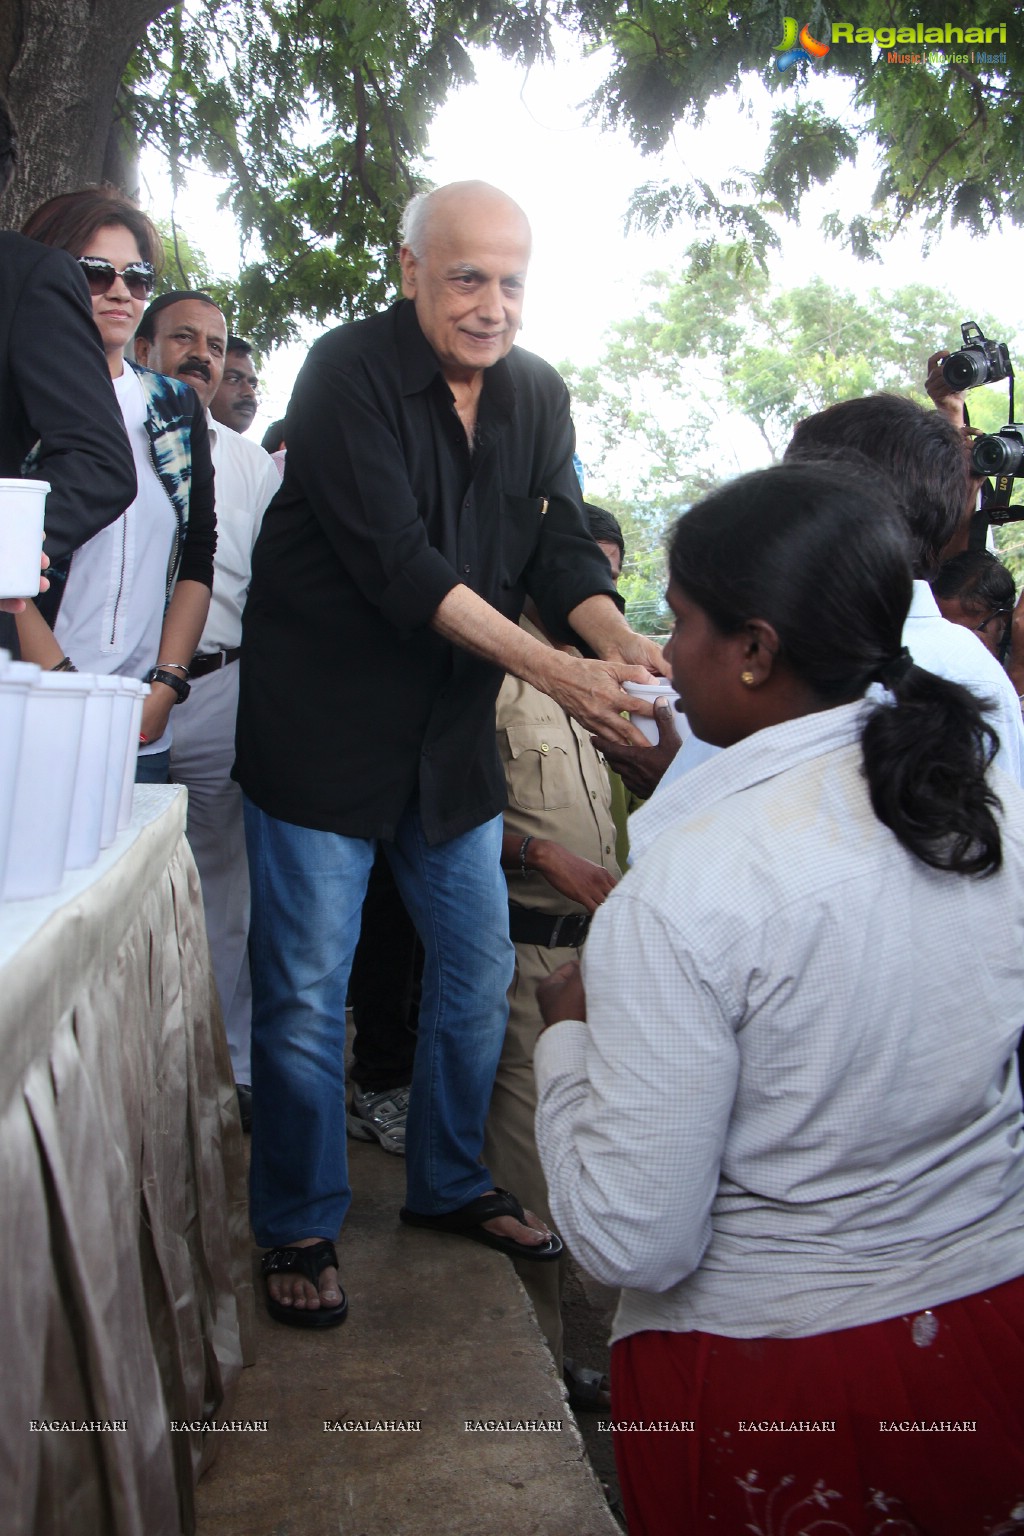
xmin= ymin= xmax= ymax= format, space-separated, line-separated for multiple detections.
xmin=942 ymin=321 xmax=1012 ymax=392
xmin=971 ymin=425 xmax=1024 ymax=525
xmin=948 ymin=319 xmax=1022 ymax=531
xmin=972 ymin=426 xmax=1024 ymax=481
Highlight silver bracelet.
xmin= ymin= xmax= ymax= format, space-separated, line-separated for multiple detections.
xmin=519 ymin=835 xmax=534 ymax=877
xmin=156 ymin=660 xmax=190 ymax=675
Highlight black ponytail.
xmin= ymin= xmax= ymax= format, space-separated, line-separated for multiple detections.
xmin=861 ymin=666 xmax=1002 ymax=876
xmin=668 ymin=460 xmax=1004 ymax=878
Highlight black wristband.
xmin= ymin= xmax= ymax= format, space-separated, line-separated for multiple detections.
xmin=145 ymin=666 xmax=191 ymax=703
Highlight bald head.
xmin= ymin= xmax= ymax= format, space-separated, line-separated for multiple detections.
xmin=400 ymin=181 xmax=531 ymax=260
xmin=398 ymin=182 xmax=531 ymax=385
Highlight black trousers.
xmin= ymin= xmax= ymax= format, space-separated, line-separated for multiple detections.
xmin=348 ymin=847 xmax=421 ymax=1091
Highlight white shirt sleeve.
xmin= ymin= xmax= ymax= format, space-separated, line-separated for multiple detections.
xmin=534 ymin=888 xmax=740 ymax=1292
xmin=985 ymin=665 xmax=1024 ymax=785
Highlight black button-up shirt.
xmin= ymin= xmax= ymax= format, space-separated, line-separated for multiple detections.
xmin=235 ymin=299 xmax=621 ymax=843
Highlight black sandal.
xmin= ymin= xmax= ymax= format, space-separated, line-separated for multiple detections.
xmin=261 ymin=1239 xmax=348 ymax=1328
xmin=399 ymin=1188 xmax=563 ymax=1262
xmin=564 ymin=1357 xmax=612 ymax=1413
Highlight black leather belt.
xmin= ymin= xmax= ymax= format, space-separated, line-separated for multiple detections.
xmin=507 ymin=904 xmax=591 ymax=948
xmin=189 ymin=647 xmax=241 ymax=678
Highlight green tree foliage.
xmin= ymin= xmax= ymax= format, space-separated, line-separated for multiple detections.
xmin=2 ymin=0 xmax=556 ymax=346
xmin=568 ymin=0 xmax=1019 ymax=262
xmin=564 ymin=247 xmax=1021 ymax=620
xmin=120 ymin=0 xmax=555 ymax=347
xmin=3 ymin=0 xmax=1019 ymax=346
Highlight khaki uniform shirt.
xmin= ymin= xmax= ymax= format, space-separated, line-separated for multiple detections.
xmin=497 ymin=616 xmax=621 ymax=914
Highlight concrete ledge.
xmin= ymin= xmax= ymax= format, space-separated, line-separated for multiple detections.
xmin=195 ymin=1140 xmax=620 ymax=1536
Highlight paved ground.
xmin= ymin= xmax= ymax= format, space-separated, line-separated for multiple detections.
xmin=562 ymin=1261 xmax=624 ymax=1527
xmin=195 ymin=1137 xmax=623 ymax=1536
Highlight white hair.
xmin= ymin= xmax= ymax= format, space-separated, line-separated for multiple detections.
xmin=398 ymin=181 xmax=529 ymax=258
xmin=399 ymin=189 xmax=434 ymax=258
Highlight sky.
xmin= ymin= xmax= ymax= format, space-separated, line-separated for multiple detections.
xmin=139 ymin=35 xmax=1024 ymax=472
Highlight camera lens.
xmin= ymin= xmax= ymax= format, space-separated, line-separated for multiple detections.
xmin=972 ymin=432 xmax=1024 ymax=477
xmin=943 ymin=348 xmax=990 ymax=390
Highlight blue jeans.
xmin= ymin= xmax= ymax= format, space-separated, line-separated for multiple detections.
xmin=243 ymin=796 xmax=514 ymax=1247
xmin=135 ymin=748 xmax=170 ymax=783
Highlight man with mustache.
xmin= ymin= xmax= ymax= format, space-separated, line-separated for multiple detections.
xmin=211 ymin=336 xmax=260 ymax=434
xmin=135 ymin=290 xmax=280 ymax=1132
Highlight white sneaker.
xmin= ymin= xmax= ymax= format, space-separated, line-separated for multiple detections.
xmin=346 ymin=1084 xmax=410 ymax=1155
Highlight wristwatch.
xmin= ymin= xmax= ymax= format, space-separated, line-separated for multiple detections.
xmin=145 ymin=666 xmax=191 ymax=703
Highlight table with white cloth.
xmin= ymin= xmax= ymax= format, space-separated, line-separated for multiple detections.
xmin=0 ymin=785 xmax=254 ymax=1536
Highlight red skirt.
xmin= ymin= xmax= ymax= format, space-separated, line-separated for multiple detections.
xmin=611 ymin=1275 xmax=1024 ymax=1536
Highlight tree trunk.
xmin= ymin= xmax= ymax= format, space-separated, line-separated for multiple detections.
xmin=0 ymin=0 xmax=172 ymax=230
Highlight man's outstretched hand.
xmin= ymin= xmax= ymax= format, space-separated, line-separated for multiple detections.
xmin=600 ymin=630 xmax=671 ymax=678
xmin=541 ymin=654 xmax=655 ymax=746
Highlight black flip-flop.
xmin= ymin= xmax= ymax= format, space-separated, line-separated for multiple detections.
xmin=564 ymin=1357 xmax=612 ymax=1413
xmin=261 ymin=1239 xmax=348 ymax=1328
xmin=399 ymin=1188 xmax=564 ymax=1262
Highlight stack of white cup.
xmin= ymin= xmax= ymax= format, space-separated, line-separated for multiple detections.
xmin=0 ymin=653 xmax=150 ymax=901
xmin=0 ymin=477 xmax=151 ymax=901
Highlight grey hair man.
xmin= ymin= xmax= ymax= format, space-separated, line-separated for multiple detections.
xmin=234 ymin=179 xmax=666 ymax=1328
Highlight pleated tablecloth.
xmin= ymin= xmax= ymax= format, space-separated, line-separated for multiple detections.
xmin=0 ymin=785 xmax=254 ymax=1536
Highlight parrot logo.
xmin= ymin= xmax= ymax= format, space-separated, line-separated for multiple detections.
xmin=774 ymin=17 xmax=830 ymax=69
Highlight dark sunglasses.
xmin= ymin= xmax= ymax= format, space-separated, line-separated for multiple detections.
xmin=78 ymin=256 xmax=155 ymax=299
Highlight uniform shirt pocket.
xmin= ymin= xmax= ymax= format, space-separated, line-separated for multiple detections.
xmin=504 ymin=722 xmax=575 ymax=810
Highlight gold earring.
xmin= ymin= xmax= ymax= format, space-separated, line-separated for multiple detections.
xmin=741 ymin=670 xmax=755 ymax=686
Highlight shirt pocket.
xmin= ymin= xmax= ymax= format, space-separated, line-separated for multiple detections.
xmin=500 ymin=495 xmax=545 ymax=591
xmin=504 ymin=722 xmax=575 ymax=810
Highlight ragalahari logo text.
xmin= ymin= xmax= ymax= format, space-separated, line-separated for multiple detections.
xmin=774 ymin=17 xmax=831 ymax=69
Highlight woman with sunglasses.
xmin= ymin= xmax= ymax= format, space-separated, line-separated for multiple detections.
xmin=18 ymin=187 xmax=215 ymax=780
xmin=535 ymin=460 xmax=1024 ymax=1535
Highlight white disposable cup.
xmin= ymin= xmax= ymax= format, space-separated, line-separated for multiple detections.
xmin=3 ymin=670 xmax=89 ymax=900
xmin=94 ymin=677 xmax=127 ymax=847
xmin=0 ymin=660 xmax=40 ymax=898
xmin=117 ymin=680 xmax=149 ymax=832
xmin=65 ymin=675 xmax=112 ymax=871
xmin=0 ymin=478 xmax=50 ymax=598
xmin=622 ymin=679 xmax=683 ymax=745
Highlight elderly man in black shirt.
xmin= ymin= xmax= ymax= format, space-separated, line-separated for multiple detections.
xmin=236 ymin=180 xmax=664 ymax=1327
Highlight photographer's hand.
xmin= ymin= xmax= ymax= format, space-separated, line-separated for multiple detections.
xmin=926 ymin=350 xmax=968 ymax=430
